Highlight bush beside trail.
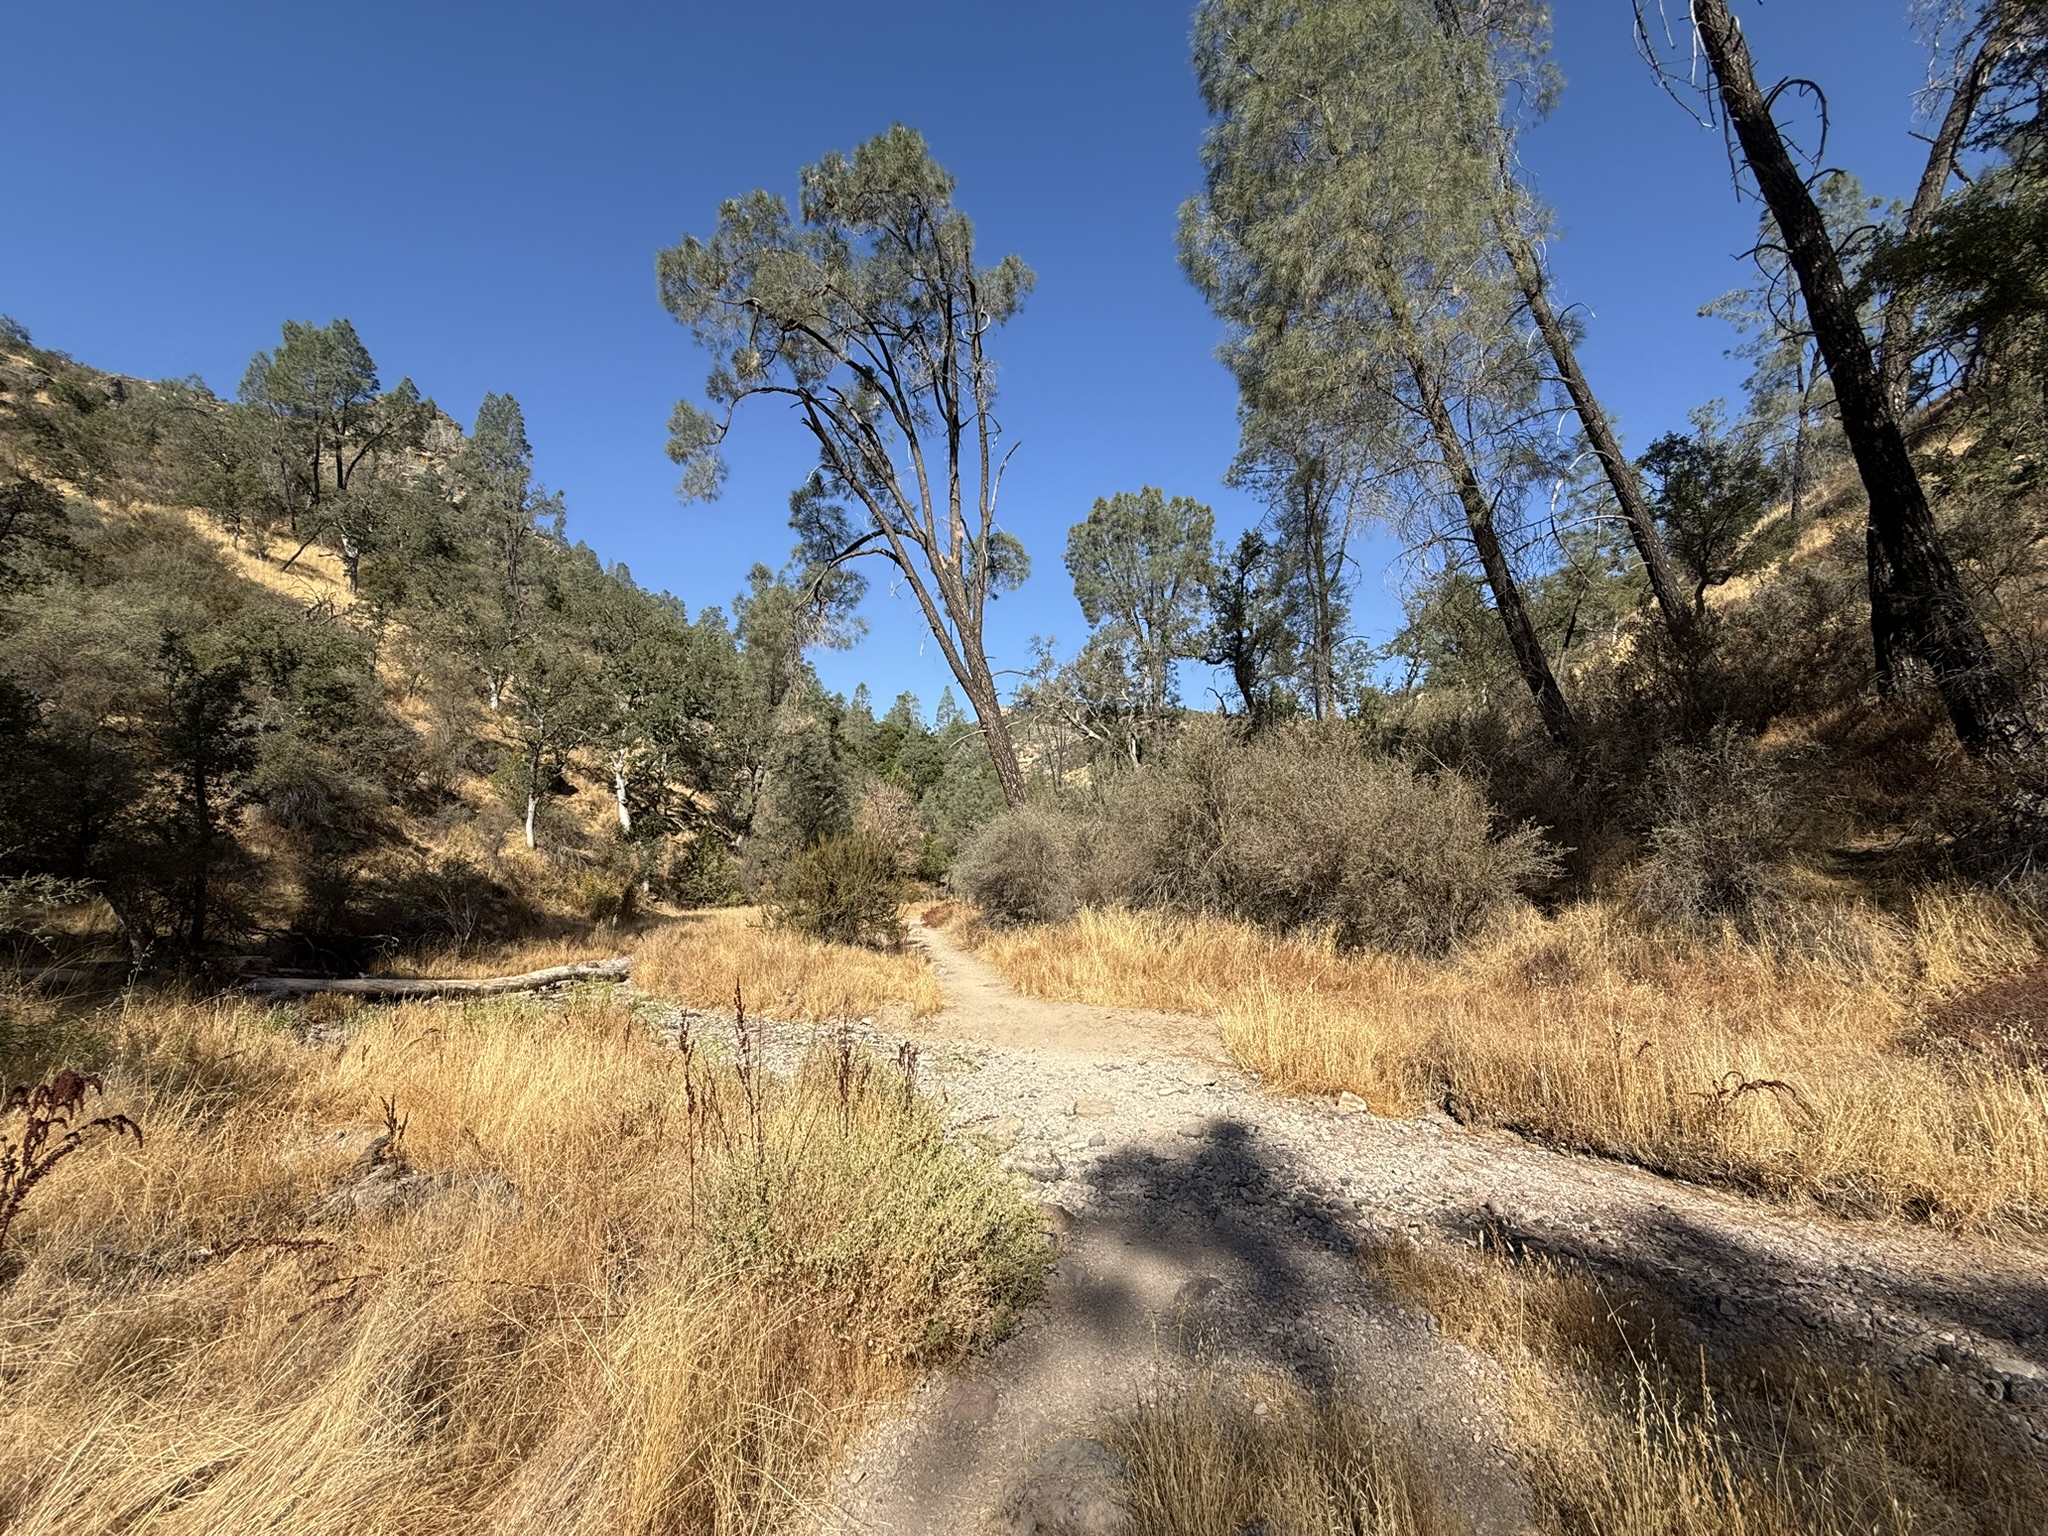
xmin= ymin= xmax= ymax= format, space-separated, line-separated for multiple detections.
xmin=955 ymin=722 xmax=1556 ymax=956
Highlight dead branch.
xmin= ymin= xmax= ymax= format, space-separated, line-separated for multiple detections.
xmin=243 ymin=957 xmax=631 ymax=1001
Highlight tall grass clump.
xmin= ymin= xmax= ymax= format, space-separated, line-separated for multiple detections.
xmin=0 ymin=990 xmax=1043 ymax=1534
xmin=1367 ymin=1237 xmax=2048 ymax=1536
xmin=1106 ymin=1371 xmax=1467 ymax=1536
xmin=957 ymin=721 xmax=1555 ymax=955
xmin=636 ymin=907 xmax=943 ymax=1020
xmin=967 ymin=892 xmax=2048 ymax=1229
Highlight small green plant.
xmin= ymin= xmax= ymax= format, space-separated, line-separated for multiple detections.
xmin=766 ymin=832 xmax=905 ymax=949
xmin=0 ymin=1069 xmax=143 ymax=1259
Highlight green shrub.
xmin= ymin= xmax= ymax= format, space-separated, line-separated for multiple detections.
xmin=958 ymin=721 xmax=1558 ymax=954
xmin=767 ymin=832 xmax=905 ymax=949
xmin=667 ymin=832 xmax=742 ymax=909
xmin=952 ymin=805 xmax=1087 ymax=926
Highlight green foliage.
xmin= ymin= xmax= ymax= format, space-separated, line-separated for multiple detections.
xmin=1065 ymin=487 xmax=1215 ymax=718
xmin=1202 ymin=528 xmax=1296 ymax=726
xmin=962 ymin=722 xmax=1557 ymax=955
xmin=1640 ymin=411 xmax=1785 ymax=614
xmin=766 ymin=832 xmax=905 ymax=950
xmin=0 ymin=322 xmax=765 ymax=960
xmin=236 ymin=318 xmax=432 ymax=591
xmin=658 ymin=124 xmax=1037 ymax=802
xmin=668 ymin=833 xmax=742 ymax=909
xmin=1184 ymin=0 xmax=1583 ymax=753
xmin=0 ymin=476 xmax=69 ymax=593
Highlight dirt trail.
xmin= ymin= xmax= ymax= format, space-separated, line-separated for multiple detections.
xmin=807 ymin=920 xmax=2048 ymax=1534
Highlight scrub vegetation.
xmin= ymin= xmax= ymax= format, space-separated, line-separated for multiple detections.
xmin=6 ymin=0 xmax=2048 ymax=1528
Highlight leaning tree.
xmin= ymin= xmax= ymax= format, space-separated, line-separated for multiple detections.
xmin=658 ymin=126 xmax=1035 ymax=806
xmin=1184 ymin=0 xmax=1585 ymax=758
xmin=1635 ymin=0 xmax=2043 ymax=783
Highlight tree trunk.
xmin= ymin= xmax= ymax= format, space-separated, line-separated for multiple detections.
xmin=1693 ymin=0 xmax=2042 ymax=779
xmin=188 ymin=765 xmax=212 ymax=950
xmin=246 ymin=957 xmax=632 ymax=1001
xmin=947 ymin=628 xmax=1027 ymax=806
xmin=1498 ymin=222 xmax=1696 ymax=647
xmin=524 ymin=793 xmax=538 ymax=850
xmin=1408 ymin=350 xmax=1584 ymax=759
xmin=612 ymin=753 xmax=632 ymax=835
xmin=1881 ymin=3 xmax=2014 ymax=413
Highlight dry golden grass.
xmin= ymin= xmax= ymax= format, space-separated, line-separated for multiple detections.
xmin=967 ymin=894 xmax=2048 ymax=1229
xmin=638 ymin=908 xmax=943 ymax=1022
xmin=1365 ymin=1237 xmax=2048 ymax=1536
xmin=369 ymin=931 xmax=635 ymax=979
xmin=0 ymin=988 xmax=1042 ymax=1534
xmin=1106 ymin=1370 xmax=1467 ymax=1536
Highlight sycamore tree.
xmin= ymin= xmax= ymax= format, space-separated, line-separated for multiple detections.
xmin=1065 ymin=487 xmax=1215 ymax=722
xmin=658 ymin=126 xmax=1036 ymax=806
xmin=1184 ymin=0 xmax=1585 ymax=758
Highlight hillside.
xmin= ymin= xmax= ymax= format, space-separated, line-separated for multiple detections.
xmin=0 ymin=321 xmax=999 ymax=971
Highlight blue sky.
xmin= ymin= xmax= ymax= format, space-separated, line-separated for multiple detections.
xmin=2 ymin=1 xmax=1932 ymax=718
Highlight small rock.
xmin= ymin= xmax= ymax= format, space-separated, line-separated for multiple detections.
xmin=1335 ymin=1091 xmax=1369 ymax=1117
xmin=1010 ymin=1148 xmax=1066 ymax=1183
xmin=1086 ymin=1131 xmax=1107 ymax=1148
xmin=348 ymin=1164 xmax=444 ymax=1216
xmin=1072 ymin=1097 xmax=1115 ymax=1118
xmin=967 ymin=1115 xmax=1027 ymax=1153
xmin=1716 ymin=1296 xmax=1739 ymax=1320
xmin=942 ymin=1379 xmax=999 ymax=1427
xmin=994 ymin=1436 xmax=1131 ymax=1536
xmin=1184 ymin=1070 xmax=1220 ymax=1088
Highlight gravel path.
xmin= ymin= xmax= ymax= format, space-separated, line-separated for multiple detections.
xmin=716 ymin=920 xmax=2048 ymax=1533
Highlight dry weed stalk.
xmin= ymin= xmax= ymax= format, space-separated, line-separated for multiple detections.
xmin=1106 ymin=1369 xmax=1467 ymax=1536
xmin=1365 ymin=1235 xmax=2048 ymax=1535
xmin=0 ymin=1069 xmax=142 ymax=1259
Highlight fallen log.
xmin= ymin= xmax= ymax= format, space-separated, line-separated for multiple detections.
xmin=244 ymin=957 xmax=632 ymax=1001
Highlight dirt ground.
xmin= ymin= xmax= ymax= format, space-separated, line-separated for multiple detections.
xmin=742 ymin=919 xmax=2048 ymax=1534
